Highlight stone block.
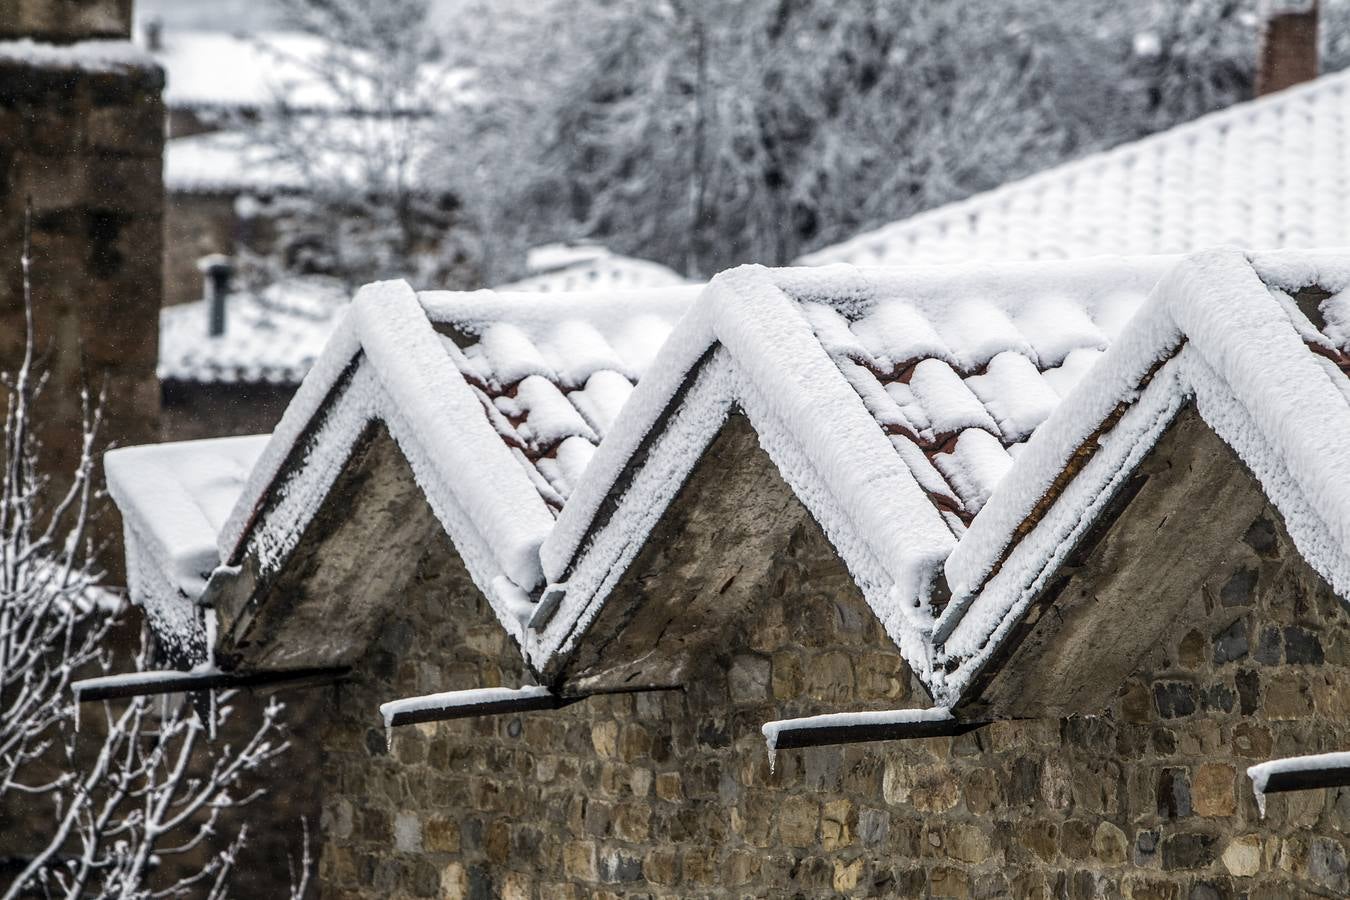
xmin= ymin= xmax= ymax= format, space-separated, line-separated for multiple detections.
xmin=1254 ymin=627 xmax=1282 ymax=665
xmin=1262 ymin=671 xmax=1313 ymax=719
xmin=1178 ymin=630 xmax=1206 ymax=668
xmin=1212 ymin=618 xmax=1249 ymax=665
xmin=929 ymin=866 xmax=972 ymax=899
xmin=820 ymin=797 xmax=853 ymax=851
xmin=562 ymin=841 xmax=598 ymax=882
xmin=1283 ymin=626 xmax=1324 ymax=664
xmin=642 ymin=849 xmax=679 ymax=885
xmin=1221 ymin=834 xmax=1261 ymax=877
xmin=1219 ymin=568 xmax=1258 ymax=606
xmin=1154 ymin=682 xmax=1198 ymax=718
xmin=728 ymin=653 xmax=771 ymax=702
xmin=778 ymin=795 xmax=819 ymax=847
xmin=591 ymin=721 xmax=618 ymax=758
xmin=654 ymin=771 xmax=683 ymax=802
xmin=1192 ymin=764 xmax=1236 ymax=818
xmin=1161 ymin=832 xmax=1218 ymax=870
xmin=804 ymin=650 xmax=854 ymax=703
xmin=598 ymin=847 xmax=643 ymax=883
xmin=423 ymin=816 xmax=460 ymax=853
xmin=831 ymin=857 xmax=863 ymax=892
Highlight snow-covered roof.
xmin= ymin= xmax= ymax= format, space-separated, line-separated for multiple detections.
xmin=802 ymin=69 xmax=1350 ymax=267
xmin=107 ymin=434 xmax=271 ymax=661
xmin=144 ymin=29 xmax=470 ymax=113
xmin=0 ymin=38 xmax=156 ymax=73
xmin=164 ymin=116 xmax=448 ymax=197
xmin=495 ymin=247 xmax=689 ymax=294
xmin=159 ymin=276 xmax=348 ymax=385
xmin=109 ymin=252 xmax=1350 ymax=703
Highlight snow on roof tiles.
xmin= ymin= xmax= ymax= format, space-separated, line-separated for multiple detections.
xmin=158 ymin=277 xmax=348 ymax=386
xmin=112 ymin=252 xmax=1350 ymax=706
xmin=801 ymin=69 xmax=1350 ymax=268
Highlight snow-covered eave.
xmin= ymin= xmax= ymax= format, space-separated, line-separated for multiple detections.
xmin=214 ymin=281 xmax=556 ymax=646
xmin=526 ymin=265 xmax=957 ymax=679
xmin=932 ymin=249 xmax=1350 ymax=706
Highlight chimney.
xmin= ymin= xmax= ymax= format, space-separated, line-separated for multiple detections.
xmin=143 ymin=17 xmax=163 ymax=52
xmin=197 ymin=254 xmax=233 ymax=337
xmin=1257 ymin=0 xmax=1319 ymax=96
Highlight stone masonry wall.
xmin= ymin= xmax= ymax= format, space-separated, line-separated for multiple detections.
xmin=0 ymin=0 xmax=132 ymax=42
xmin=314 ymin=499 xmax=1350 ymax=899
xmin=0 ymin=51 xmax=163 ymax=482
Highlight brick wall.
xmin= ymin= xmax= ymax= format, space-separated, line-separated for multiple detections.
xmin=308 ymin=498 xmax=1350 ymax=899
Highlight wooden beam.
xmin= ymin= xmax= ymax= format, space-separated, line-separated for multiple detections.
xmin=380 ymin=686 xmax=580 ymax=728
xmin=770 ymin=716 xmax=985 ymax=750
xmin=73 ymin=666 xmax=349 ymax=702
xmin=1258 ymin=764 xmax=1350 ymax=794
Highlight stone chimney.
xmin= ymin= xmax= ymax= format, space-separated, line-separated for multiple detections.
xmin=198 ymin=254 xmax=233 ymax=337
xmin=0 ymin=0 xmax=164 ymax=575
xmin=1257 ymin=0 xmax=1319 ymax=96
xmin=142 ymin=16 xmax=162 ymax=52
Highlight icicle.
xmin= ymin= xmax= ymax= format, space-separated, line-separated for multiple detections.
xmin=762 ymin=723 xmax=780 ymax=775
xmin=203 ymin=609 xmax=218 ymax=671
xmin=72 ymin=697 xmax=80 ymax=733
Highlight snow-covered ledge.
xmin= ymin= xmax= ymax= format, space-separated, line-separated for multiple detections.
xmin=761 ymin=707 xmax=983 ymax=754
xmin=379 ymin=685 xmax=573 ymax=731
xmin=1247 ymin=751 xmax=1350 ymax=817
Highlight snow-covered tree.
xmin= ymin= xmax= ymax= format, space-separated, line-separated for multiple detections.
xmin=443 ymin=0 xmax=1264 ymax=279
xmin=237 ymin=0 xmax=476 ymax=291
xmin=0 ymin=209 xmax=291 ymax=899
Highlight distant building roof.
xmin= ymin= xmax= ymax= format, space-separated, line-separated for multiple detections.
xmin=142 ymin=28 xmax=471 ymax=114
xmin=158 ymin=276 xmax=348 ymax=386
xmin=164 ymin=115 xmax=446 ymax=196
xmin=496 ymin=245 xmax=689 ymax=294
xmin=157 ymin=248 xmax=683 ymax=387
xmin=802 ymin=69 xmax=1350 ymax=267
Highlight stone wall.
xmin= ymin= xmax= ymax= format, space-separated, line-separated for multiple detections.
xmin=310 ymin=497 xmax=1350 ymax=899
xmin=161 ymin=380 xmax=296 ymax=441
xmin=0 ymin=32 xmax=164 ymax=572
xmin=0 ymin=0 xmax=132 ymax=41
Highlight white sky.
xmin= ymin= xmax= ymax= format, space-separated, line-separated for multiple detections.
xmin=134 ymin=0 xmax=466 ymax=31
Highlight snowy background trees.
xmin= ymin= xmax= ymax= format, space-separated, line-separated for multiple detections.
xmin=151 ymin=0 xmax=1350 ymax=285
xmin=441 ymin=0 xmax=1280 ymax=280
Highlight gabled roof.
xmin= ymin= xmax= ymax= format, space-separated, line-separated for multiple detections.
xmin=108 ymin=252 xmax=1350 ymax=707
xmin=801 ymin=69 xmax=1350 ymax=267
